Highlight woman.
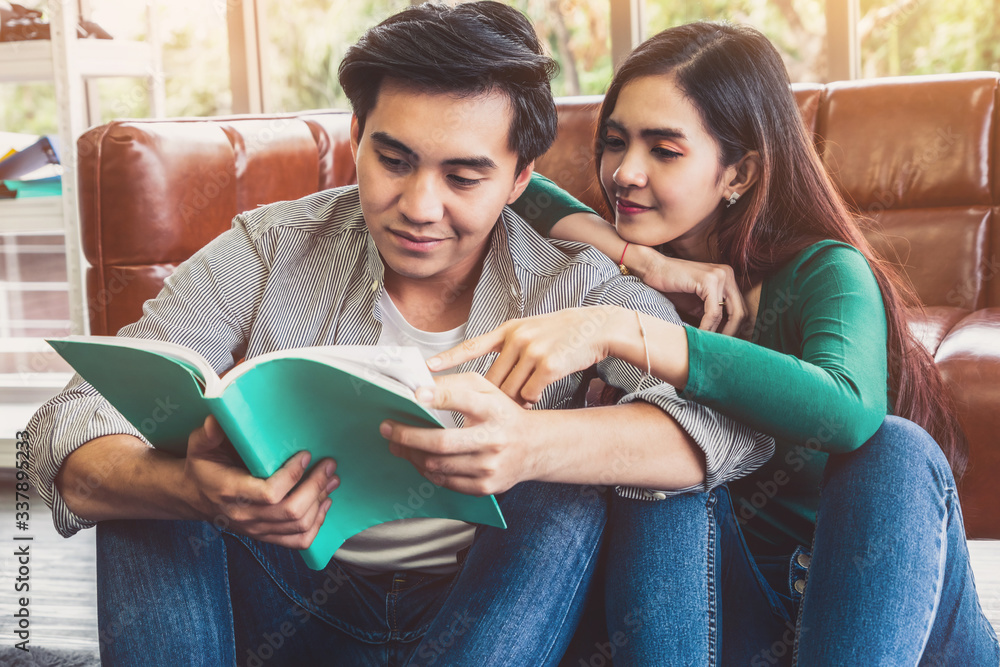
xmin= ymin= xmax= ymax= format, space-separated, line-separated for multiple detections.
xmin=432 ymin=22 xmax=1000 ymax=665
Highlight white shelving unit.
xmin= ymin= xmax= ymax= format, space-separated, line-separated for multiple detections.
xmin=2 ymin=1 xmax=164 ymax=336
xmin=0 ymin=1 xmax=164 ymax=463
xmin=0 ymin=196 xmax=64 ymax=234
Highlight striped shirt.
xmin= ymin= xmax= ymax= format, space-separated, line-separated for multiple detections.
xmin=26 ymin=185 xmax=774 ymax=539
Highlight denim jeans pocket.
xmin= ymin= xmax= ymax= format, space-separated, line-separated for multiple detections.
xmin=715 ymin=490 xmax=795 ymax=625
xmin=743 ymin=551 xmax=796 ymax=623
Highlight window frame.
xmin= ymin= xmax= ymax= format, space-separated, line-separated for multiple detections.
xmin=227 ymin=0 xmax=863 ymax=114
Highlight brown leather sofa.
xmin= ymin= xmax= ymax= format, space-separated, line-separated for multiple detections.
xmin=77 ymin=72 xmax=1000 ymax=538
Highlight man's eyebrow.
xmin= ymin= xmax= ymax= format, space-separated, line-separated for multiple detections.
xmin=443 ymin=156 xmax=498 ymax=170
xmin=371 ymin=132 xmax=415 ymax=157
xmin=370 ymin=131 xmax=497 ymax=170
xmin=605 ymin=119 xmax=688 ymax=142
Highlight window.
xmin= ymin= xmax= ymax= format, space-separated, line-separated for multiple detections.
xmin=859 ymin=0 xmax=1000 ymax=78
xmin=89 ymin=2 xmax=233 ymax=120
xmin=259 ymin=0 xmax=612 ymax=112
xmin=644 ymin=0 xmax=827 ymax=82
xmin=261 ymin=0 xmax=411 ymax=113
xmin=513 ymin=0 xmax=613 ymax=96
xmin=248 ymin=1 xmax=1000 ymax=119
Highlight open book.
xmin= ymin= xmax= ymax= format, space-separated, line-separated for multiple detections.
xmin=47 ymin=336 xmax=506 ymax=570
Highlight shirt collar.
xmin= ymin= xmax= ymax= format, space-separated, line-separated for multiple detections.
xmin=349 ymin=193 xmax=528 ymax=377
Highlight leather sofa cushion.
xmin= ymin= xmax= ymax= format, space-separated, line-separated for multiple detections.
xmin=863 ymin=207 xmax=990 ymax=309
xmin=935 ymin=308 xmax=1000 ymax=537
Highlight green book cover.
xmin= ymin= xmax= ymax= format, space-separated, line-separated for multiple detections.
xmin=47 ymin=336 xmax=506 ymax=570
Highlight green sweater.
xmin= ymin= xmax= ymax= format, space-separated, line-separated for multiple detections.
xmin=513 ymin=174 xmax=890 ymax=552
xmin=512 ymin=173 xmax=597 ymax=233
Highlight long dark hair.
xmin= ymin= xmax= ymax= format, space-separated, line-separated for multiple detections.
xmin=596 ymin=22 xmax=967 ymax=476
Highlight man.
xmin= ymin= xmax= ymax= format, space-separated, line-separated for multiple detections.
xmin=27 ymin=3 xmax=772 ymax=664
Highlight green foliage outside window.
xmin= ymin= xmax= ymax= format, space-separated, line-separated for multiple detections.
xmin=644 ymin=0 xmax=828 ymax=82
xmin=2 ymin=0 xmax=998 ymax=136
xmin=859 ymin=0 xmax=999 ymax=77
xmin=260 ymin=0 xmax=613 ymax=112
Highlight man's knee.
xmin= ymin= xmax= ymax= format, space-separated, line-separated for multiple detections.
xmin=97 ymin=519 xmax=226 ymax=562
xmin=498 ymin=481 xmax=607 ymax=538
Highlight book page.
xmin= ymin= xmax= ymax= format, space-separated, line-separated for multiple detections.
xmin=300 ymin=346 xmax=435 ymax=392
xmin=221 ymin=346 xmax=435 ymax=397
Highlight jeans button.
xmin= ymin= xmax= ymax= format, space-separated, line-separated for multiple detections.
xmin=796 ymin=553 xmax=811 ymax=568
xmin=794 ymin=579 xmax=806 ymax=594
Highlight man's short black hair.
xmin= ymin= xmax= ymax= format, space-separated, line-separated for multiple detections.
xmin=338 ymin=1 xmax=558 ymax=174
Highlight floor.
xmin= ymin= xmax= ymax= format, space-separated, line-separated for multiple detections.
xmin=0 ymin=470 xmax=97 ymax=655
xmin=0 ymin=472 xmax=998 ymax=661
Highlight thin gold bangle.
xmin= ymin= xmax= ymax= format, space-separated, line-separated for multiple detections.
xmin=635 ymin=310 xmax=650 ymax=392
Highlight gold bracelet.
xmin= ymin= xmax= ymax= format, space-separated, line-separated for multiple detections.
xmin=635 ymin=310 xmax=650 ymax=392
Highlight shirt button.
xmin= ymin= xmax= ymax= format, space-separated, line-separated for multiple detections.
xmin=797 ymin=553 xmax=812 ymax=569
xmin=794 ymin=579 xmax=806 ymax=594
xmin=371 ymin=280 xmax=379 ymax=292
xmin=649 ymin=491 xmax=667 ymax=500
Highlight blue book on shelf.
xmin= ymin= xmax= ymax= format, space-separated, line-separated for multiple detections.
xmin=0 ymin=136 xmax=61 ymax=180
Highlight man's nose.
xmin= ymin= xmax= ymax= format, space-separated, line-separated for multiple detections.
xmin=398 ymin=171 xmax=445 ymax=224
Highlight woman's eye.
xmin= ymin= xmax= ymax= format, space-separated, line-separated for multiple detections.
xmin=653 ymin=146 xmax=682 ymax=159
xmin=378 ymin=154 xmax=408 ymax=171
xmin=603 ymin=135 xmax=625 ymax=150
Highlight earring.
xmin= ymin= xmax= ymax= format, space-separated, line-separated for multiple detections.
xmin=726 ymin=192 xmax=740 ymax=208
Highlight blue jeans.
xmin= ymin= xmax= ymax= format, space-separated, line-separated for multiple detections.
xmin=95 ymin=481 xmax=606 ymax=666
xmin=603 ymin=416 xmax=1000 ymax=666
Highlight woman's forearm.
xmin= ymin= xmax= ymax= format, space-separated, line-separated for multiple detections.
xmin=602 ymin=305 xmax=691 ymax=391
xmin=549 ymin=213 xmax=663 ymax=280
xmin=550 ymin=213 xmax=626 ymax=262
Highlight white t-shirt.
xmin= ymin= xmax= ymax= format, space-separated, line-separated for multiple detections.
xmin=332 ymin=291 xmax=478 ymax=574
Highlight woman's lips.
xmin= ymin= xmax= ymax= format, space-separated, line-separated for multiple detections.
xmin=391 ymin=230 xmax=446 ymax=252
xmin=616 ymin=198 xmax=652 ymax=215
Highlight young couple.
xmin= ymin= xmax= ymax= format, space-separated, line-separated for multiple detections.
xmin=26 ymin=2 xmax=997 ymax=665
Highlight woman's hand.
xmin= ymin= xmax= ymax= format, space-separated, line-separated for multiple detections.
xmin=182 ymin=416 xmax=339 ymax=549
xmin=427 ymin=306 xmax=619 ymax=405
xmin=380 ymin=373 xmax=550 ymax=495
xmin=545 ymin=212 xmax=745 ymax=335
xmin=629 ymin=245 xmax=747 ymax=336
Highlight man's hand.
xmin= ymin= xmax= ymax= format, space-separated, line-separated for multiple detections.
xmin=183 ymin=416 xmax=340 ymax=549
xmin=379 ymin=373 xmax=548 ymax=496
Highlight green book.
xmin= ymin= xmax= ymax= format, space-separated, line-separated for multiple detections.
xmin=2 ymin=176 xmax=62 ymax=197
xmin=47 ymin=336 xmax=506 ymax=570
